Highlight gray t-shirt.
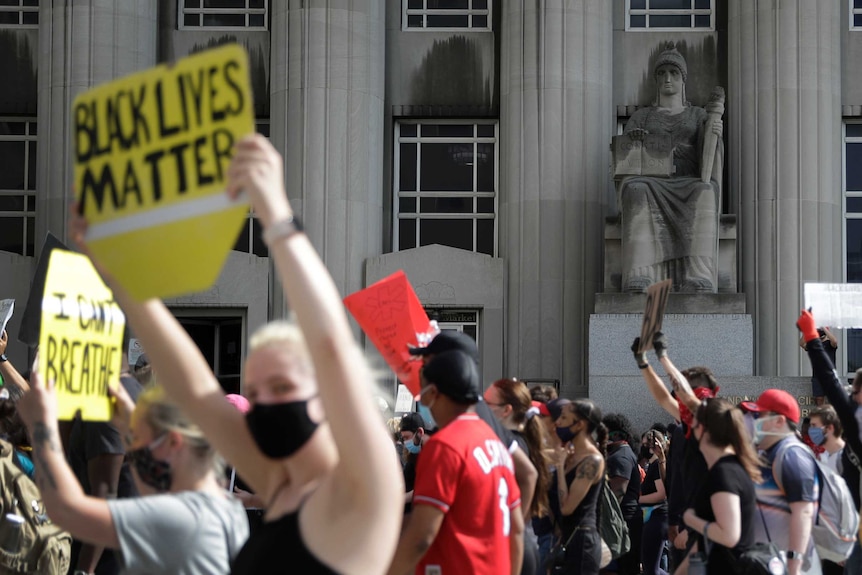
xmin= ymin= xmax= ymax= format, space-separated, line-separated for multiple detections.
xmin=108 ymin=490 xmax=249 ymax=575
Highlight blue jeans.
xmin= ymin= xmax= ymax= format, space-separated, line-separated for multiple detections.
xmin=536 ymin=532 xmax=554 ymax=573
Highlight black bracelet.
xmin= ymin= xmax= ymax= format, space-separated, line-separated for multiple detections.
xmin=638 ymin=362 xmax=649 ymax=370
xmin=0 ymin=354 xmax=7 ymax=363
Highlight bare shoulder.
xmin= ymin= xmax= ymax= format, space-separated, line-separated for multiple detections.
xmin=575 ymin=452 xmax=605 ymax=482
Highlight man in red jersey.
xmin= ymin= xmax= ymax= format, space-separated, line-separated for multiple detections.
xmin=387 ymin=349 xmax=524 ymax=575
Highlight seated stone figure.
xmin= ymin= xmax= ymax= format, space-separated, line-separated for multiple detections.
xmin=617 ymin=47 xmax=723 ymax=293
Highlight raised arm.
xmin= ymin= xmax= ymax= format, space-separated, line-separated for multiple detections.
xmin=653 ymin=332 xmax=699 ymax=415
xmin=17 ymin=369 xmax=119 ymax=549
xmin=226 ymin=136 xmax=402 ymax=504
xmin=632 ymin=337 xmax=679 ymax=421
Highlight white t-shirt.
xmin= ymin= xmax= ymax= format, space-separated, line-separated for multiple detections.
xmin=818 ymin=447 xmax=843 ymax=474
xmin=108 ymin=490 xmax=249 ymax=575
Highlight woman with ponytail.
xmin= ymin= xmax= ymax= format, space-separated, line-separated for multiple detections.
xmin=553 ymin=399 xmax=608 ymax=575
xmin=680 ymin=398 xmax=762 ymax=574
xmin=486 ymin=378 xmax=551 ymax=575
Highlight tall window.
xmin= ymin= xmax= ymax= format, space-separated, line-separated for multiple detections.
xmin=853 ymin=0 xmax=862 ymax=29
xmin=179 ymin=0 xmax=267 ymax=30
xmin=403 ymin=0 xmax=491 ymax=31
xmin=0 ymin=118 xmax=36 ymax=257
xmin=0 ymin=0 xmax=38 ymax=28
xmin=175 ymin=311 xmax=245 ymax=395
xmin=626 ymin=0 xmax=713 ymax=31
xmin=394 ymin=121 xmax=497 ymax=256
xmin=845 ymin=122 xmax=862 ymax=371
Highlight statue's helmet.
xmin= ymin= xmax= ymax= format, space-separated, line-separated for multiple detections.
xmin=654 ymin=46 xmax=687 ymax=83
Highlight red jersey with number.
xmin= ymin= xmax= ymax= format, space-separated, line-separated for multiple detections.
xmin=413 ymin=413 xmax=521 ymax=575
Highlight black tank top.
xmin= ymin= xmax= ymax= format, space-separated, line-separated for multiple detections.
xmin=231 ymin=509 xmax=340 ymax=574
xmin=558 ymin=457 xmax=602 ymax=538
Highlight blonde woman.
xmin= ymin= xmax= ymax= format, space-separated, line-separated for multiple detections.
xmin=19 ymin=378 xmax=248 ymax=574
xmin=70 ymin=134 xmax=403 ymax=574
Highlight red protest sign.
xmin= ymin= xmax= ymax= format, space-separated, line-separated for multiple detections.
xmin=344 ymin=271 xmax=437 ymax=396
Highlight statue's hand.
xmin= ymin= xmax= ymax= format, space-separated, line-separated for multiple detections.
xmin=711 ymin=118 xmax=723 ymax=138
xmin=628 ymin=128 xmax=649 ymax=141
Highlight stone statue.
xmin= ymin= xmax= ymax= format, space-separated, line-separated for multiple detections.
xmin=616 ymin=47 xmax=724 ymax=293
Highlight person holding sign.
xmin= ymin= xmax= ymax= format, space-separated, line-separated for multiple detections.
xmin=0 ymin=330 xmax=30 ymax=393
xmin=18 ymin=374 xmax=249 ymax=575
xmin=70 ymin=134 xmax=403 ymax=575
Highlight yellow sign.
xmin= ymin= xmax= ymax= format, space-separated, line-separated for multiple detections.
xmin=73 ymin=44 xmax=255 ymax=300
xmin=39 ymin=250 xmax=125 ymax=421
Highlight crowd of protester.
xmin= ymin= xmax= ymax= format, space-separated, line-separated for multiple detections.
xmin=0 ymin=136 xmax=860 ymax=574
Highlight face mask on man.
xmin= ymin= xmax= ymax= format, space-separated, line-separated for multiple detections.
xmin=752 ymin=415 xmax=785 ymax=445
xmin=807 ymin=426 xmax=826 ymax=446
xmin=405 ymin=436 xmax=422 ymax=454
xmin=417 ymin=386 xmax=438 ymax=430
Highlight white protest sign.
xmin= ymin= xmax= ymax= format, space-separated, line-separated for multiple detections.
xmin=395 ymin=384 xmax=414 ymax=413
xmin=0 ymin=299 xmax=13 ymax=336
xmin=803 ymin=283 xmax=862 ymax=328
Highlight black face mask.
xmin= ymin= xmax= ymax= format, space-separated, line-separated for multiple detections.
xmin=127 ymin=436 xmax=172 ymax=492
xmin=246 ymin=399 xmax=321 ymax=459
xmin=639 ymin=445 xmax=652 ymax=460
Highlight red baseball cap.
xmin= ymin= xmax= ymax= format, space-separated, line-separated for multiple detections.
xmin=739 ymin=389 xmax=800 ymax=424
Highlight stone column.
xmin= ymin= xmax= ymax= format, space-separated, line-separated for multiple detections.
xmin=269 ymin=0 xmax=385 ymax=319
xmin=728 ymin=0 xmax=842 ymax=375
xmin=500 ymin=1 xmax=613 ymax=394
xmin=36 ymin=0 xmax=157 ymax=248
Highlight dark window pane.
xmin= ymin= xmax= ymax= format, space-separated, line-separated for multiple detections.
xmin=203 ymin=13 xmax=246 ymax=26
xmin=399 ymin=197 xmax=417 ymax=213
xmin=472 ymin=15 xmax=487 ymax=28
xmin=185 ymin=0 xmax=201 ymax=7
xmin=477 ymin=124 xmax=494 ymax=137
xmin=401 ymin=124 xmax=417 ymax=137
xmin=0 ymin=13 xmax=18 ymax=25
xmin=26 ymin=216 xmax=33 ymax=256
xmin=399 ymin=143 xmax=417 ymax=192
xmin=847 ymin=219 xmax=862 ymax=282
xmin=27 ymin=141 xmax=35 ymax=189
xmin=408 ymin=0 xmax=423 ymax=8
xmin=848 ymin=198 xmax=862 ymax=213
xmin=23 ymin=0 xmax=39 ymax=6
xmin=630 ymin=14 xmax=646 ymax=27
xmin=420 ymin=219 xmax=472 ymax=251
xmin=421 ymin=124 xmax=473 ymax=138
xmin=848 ymin=124 xmax=862 ymax=138
xmin=251 ymin=217 xmax=268 ymax=257
xmin=856 ymin=14 xmax=862 ymax=28
xmin=849 ymin=329 xmax=862 ymax=373
xmin=650 ymin=0 xmax=691 ymax=8
xmin=0 ymin=122 xmax=24 ymax=135
xmin=399 ymin=218 xmax=417 ymax=249
xmin=0 ymin=217 xmax=23 ymax=255
xmin=204 ymin=0 xmax=246 ymax=8
xmin=847 ymin=143 xmax=862 ymax=190
xmin=695 ymin=0 xmax=711 ymax=8
xmin=428 ymin=0 xmax=469 ymax=8
xmin=407 ymin=14 xmax=423 ymax=27
xmin=473 ymin=0 xmax=488 ymax=9
xmin=0 ymin=142 xmax=25 ymax=189
xmin=0 ymin=0 xmax=18 ymax=6
xmin=427 ymin=14 xmax=468 ymax=27
xmin=233 ymin=219 xmax=250 ymax=252
xmin=249 ymin=0 xmax=265 ymax=8
xmin=179 ymin=322 xmax=216 ymax=368
xmin=856 ymin=0 xmax=862 ymax=9
xmin=22 ymin=11 xmax=36 ymax=24
xmin=0 ymin=196 xmax=24 ymax=210
xmin=476 ymin=143 xmax=494 ymax=191
xmin=184 ymin=13 xmax=199 ymax=26
xmin=420 ymin=143 xmax=473 ymax=191
xmin=477 ymin=197 xmax=494 ymax=213
xmin=462 ymin=325 xmax=477 ymax=341
xmin=650 ymin=14 xmax=692 ymax=27
xmin=694 ymin=14 xmax=710 ymax=27
xmin=630 ymin=0 xmax=646 ymax=8
xmin=420 ymin=197 xmax=472 ymax=213
xmin=218 ymin=375 xmax=240 ymax=395
xmin=28 ymin=122 xmax=36 ymax=135
xmin=476 ymin=219 xmax=494 ymax=255
xmin=26 ymin=195 xmax=34 ymax=211
xmin=249 ymin=13 xmax=264 ymax=27
xmin=256 ymin=122 xmax=270 ymax=137
xmin=218 ymin=321 xmax=243 ymax=377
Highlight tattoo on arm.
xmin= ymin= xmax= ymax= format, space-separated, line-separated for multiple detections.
xmin=575 ymin=457 xmax=600 ymax=481
xmin=31 ymin=422 xmax=59 ymax=491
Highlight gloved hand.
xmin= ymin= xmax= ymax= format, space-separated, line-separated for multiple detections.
xmin=631 ymin=337 xmax=648 ymax=368
xmin=653 ymin=331 xmax=668 ymax=359
xmin=796 ymin=309 xmax=819 ymax=343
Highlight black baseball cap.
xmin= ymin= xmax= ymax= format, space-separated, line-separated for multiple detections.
xmin=421 ymin=350 xmax=480 ymax=404
xmin=400 ymin=412 xmax=426 ymax=433
xmin=547 ymin=398 xmax=571 ymax=420
xmin=409 ymin=331 xmax=479 ymax=364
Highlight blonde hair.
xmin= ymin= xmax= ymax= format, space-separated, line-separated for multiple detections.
xmin=137 ymin=384 xmax=224 ymax=477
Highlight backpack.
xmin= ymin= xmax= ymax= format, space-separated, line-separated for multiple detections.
xmin=0 ymin=438 xmax=72 ymax=574
xmin=597 ymin=477 xmax=630 ymax=560
xmin=773 ymin=440 xmax=860 ymax=563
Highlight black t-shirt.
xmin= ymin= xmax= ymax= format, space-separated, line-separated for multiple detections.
xmin=607 ymin=442 xmax=641 ymax=519
xmin=693 ymin=455 xmax=757 ymax=574
xmin=641 ymin=460 xmax=667 ymax=513
xmin=667 ymin=424 xmax=709 ymax=526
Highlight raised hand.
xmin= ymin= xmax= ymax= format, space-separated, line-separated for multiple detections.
xmin=653 ymin=331 xmax=669 ymax=359
xmin=631 ymin=337 xmax=648 ymax=368
xmin=796 ymin=309 xmax=818 ymax=343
